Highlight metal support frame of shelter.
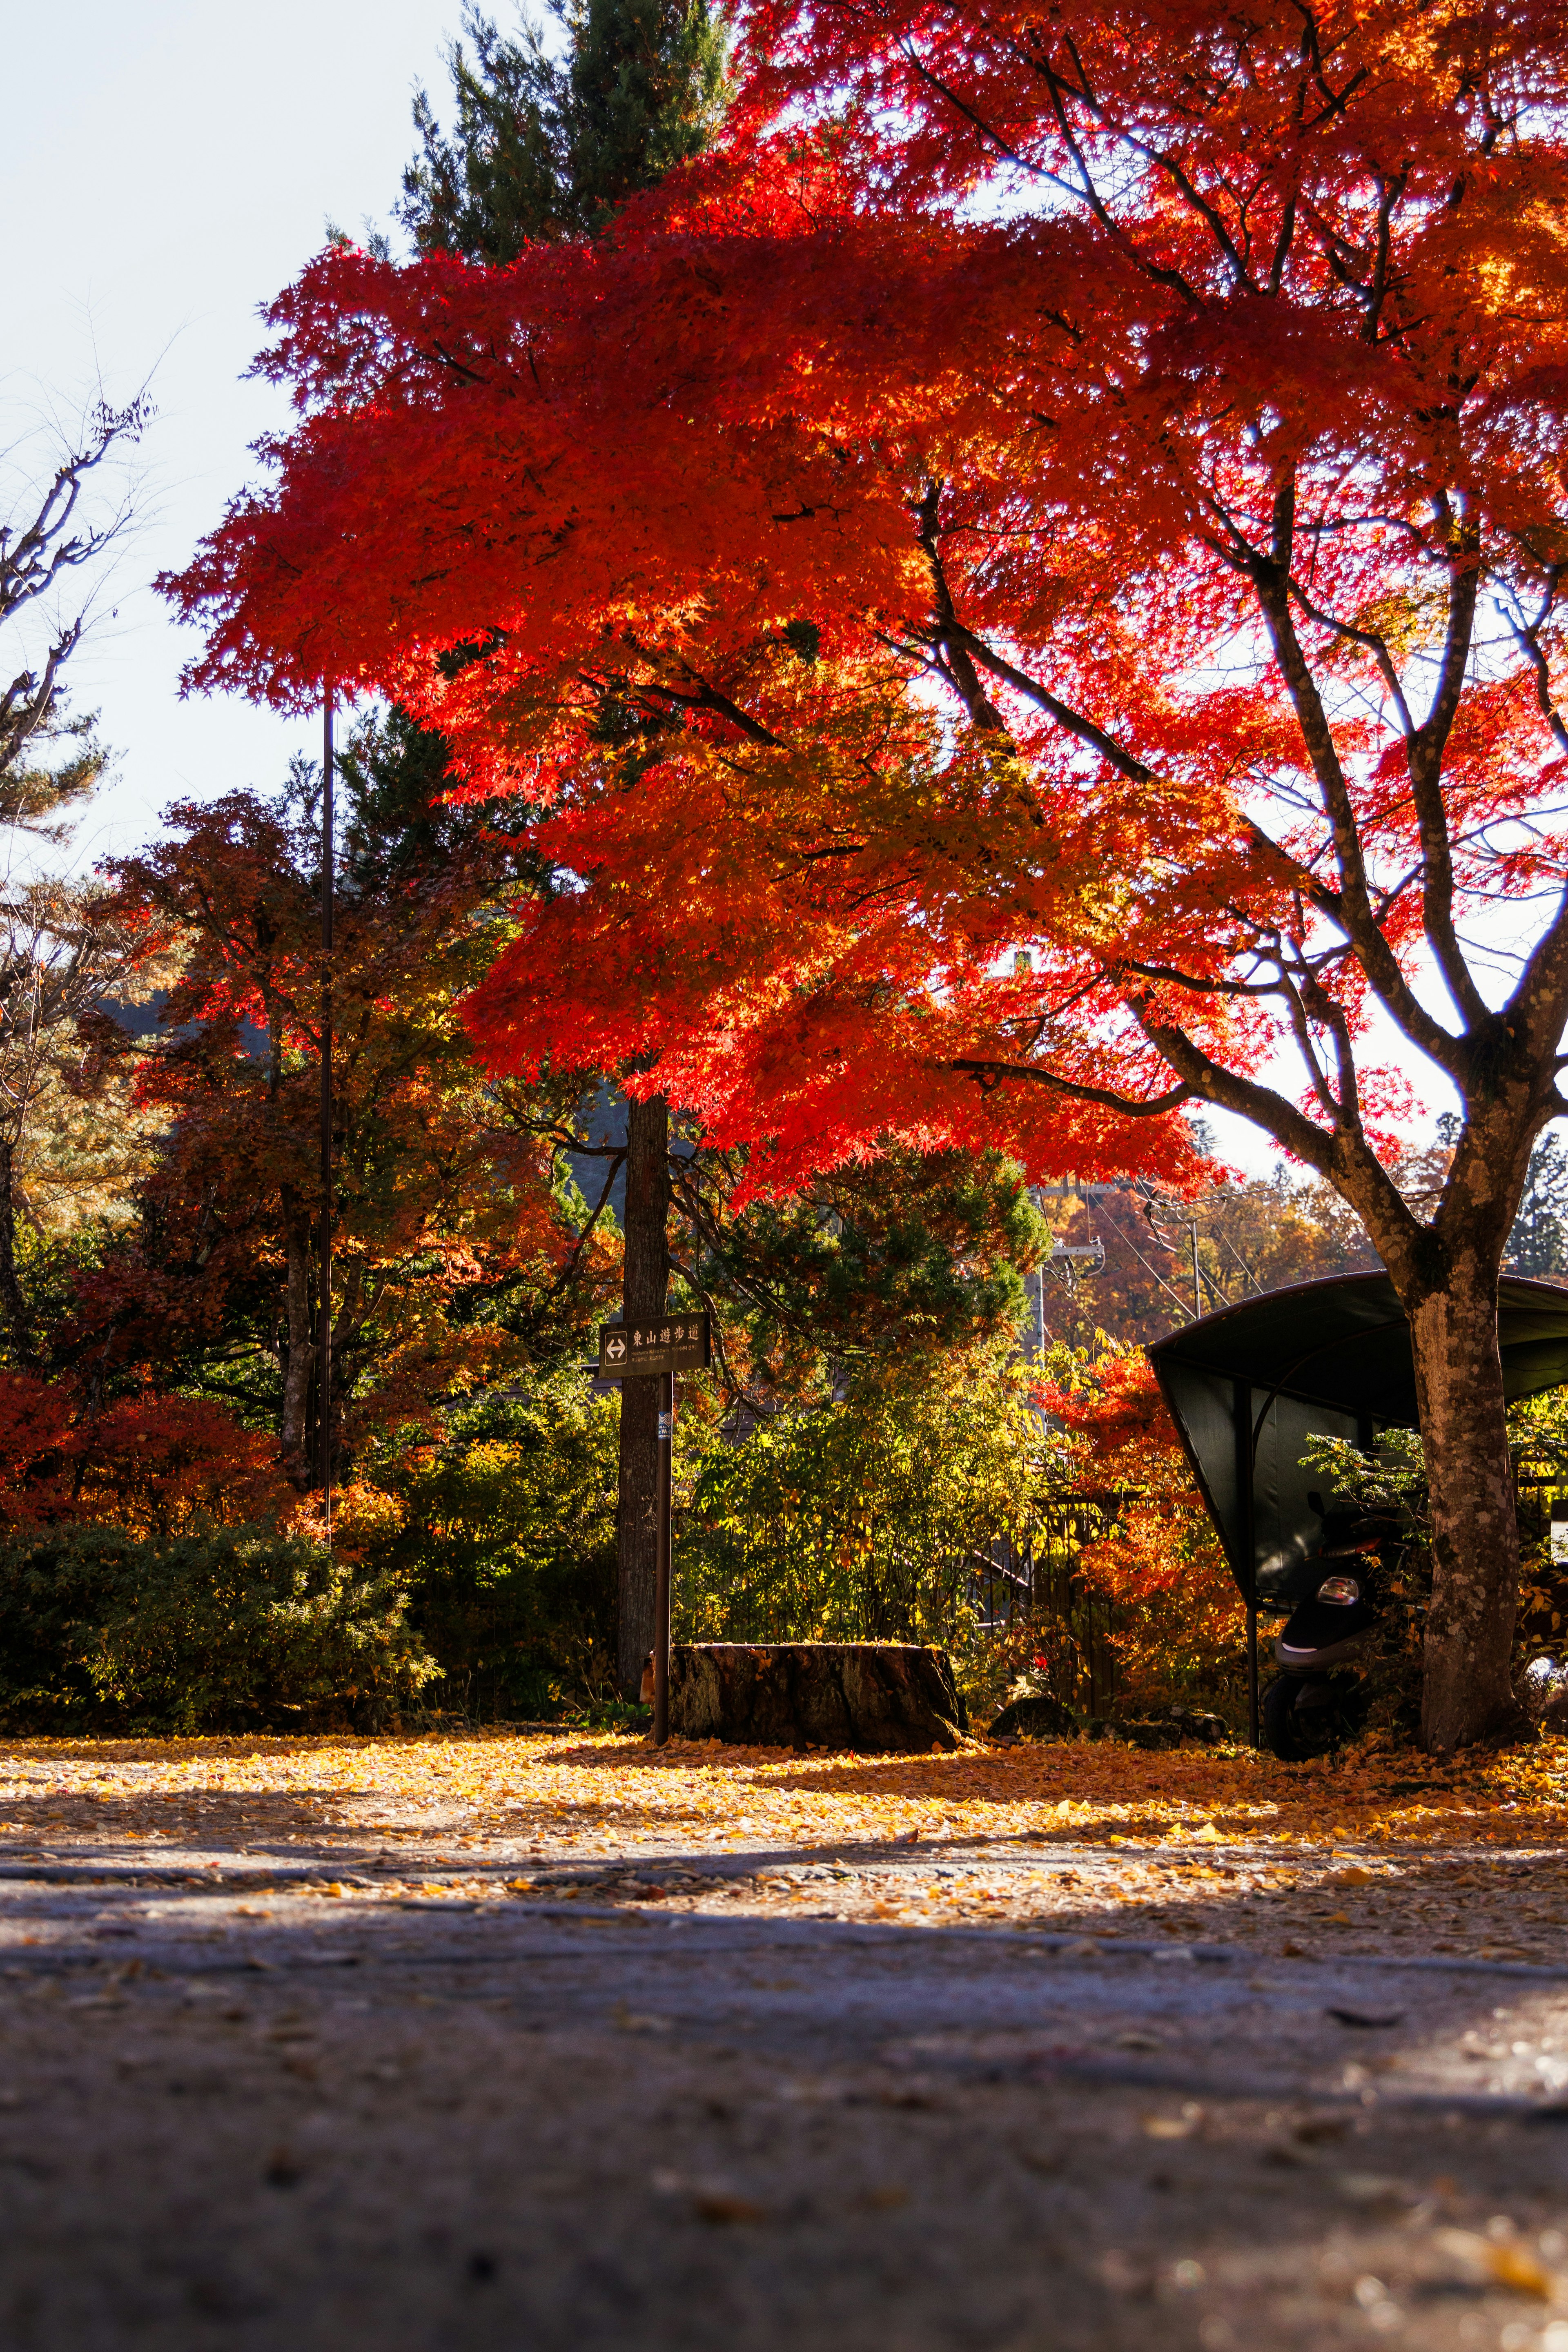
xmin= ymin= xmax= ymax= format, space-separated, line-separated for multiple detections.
xmin=1149 ymin=1272 xmax=1568 ymax=1748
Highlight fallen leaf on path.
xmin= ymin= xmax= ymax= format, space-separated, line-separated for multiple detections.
xmin=693 ymin=2193 xmax=767 ymax=2225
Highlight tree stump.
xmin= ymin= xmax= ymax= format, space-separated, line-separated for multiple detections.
xmin=667 ymin=1642 xmax=967 ymax=1751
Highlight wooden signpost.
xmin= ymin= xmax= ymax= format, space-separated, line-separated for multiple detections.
xmin=597 ymin=1314 xmax=711 ymax=1743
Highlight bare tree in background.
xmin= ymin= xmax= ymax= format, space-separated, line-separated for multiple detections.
xmin=0 ymin=396 xmax=155 ymax=1359
xmin=1 ymin=398 xmax=146 ymax=830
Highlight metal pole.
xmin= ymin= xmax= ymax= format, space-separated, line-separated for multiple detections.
xmin=320 ymin=690 xmax=334 ymax=1541
xmin=653 ymin=1370 xmax=673 ymax=1746
xmin=1236 ymin=1377 xmax=1260 ymax=1748
xmin=1190 ymin=1220 xmax=1202 ymax=1320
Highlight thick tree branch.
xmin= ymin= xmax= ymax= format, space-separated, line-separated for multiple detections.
xmin=644 ymin=672 xmax=782 ymax=748
xmin=1405 ymin=499 xmax=1488 ymax=1028
xmin=914 ymin=487 xmax=1006 ymax=731
xmin=950 ymin=1056 xmax=1192 ymax=1117
xmin=949 ymin=625 xmax=1156 ymax=784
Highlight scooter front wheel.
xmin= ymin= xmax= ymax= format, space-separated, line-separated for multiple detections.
xmin=1263 ymin=1674 xmax=1365 ymax=1762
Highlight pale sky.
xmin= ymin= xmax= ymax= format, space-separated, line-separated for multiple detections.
xmin=2 ymin=0 xmax=459 ymax=866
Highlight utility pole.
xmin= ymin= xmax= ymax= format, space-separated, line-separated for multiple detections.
xmin=1189 ymin=1220 xmax=1202 ymax=1321
xmin=320 ymin=689 xmax=334 ymax=1543
xmin=617 ymin=1094 xmax=669 ymax=1694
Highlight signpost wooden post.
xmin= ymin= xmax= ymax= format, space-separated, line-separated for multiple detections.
xmin=597 ymin=1314 xmax=711 ymax=1744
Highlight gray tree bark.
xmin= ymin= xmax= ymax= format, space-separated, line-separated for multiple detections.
xmin=1406 ymin=1258 xmax=1521 ymax=1751
xmin=617 ymin=1093 xmax=669 ymax=1695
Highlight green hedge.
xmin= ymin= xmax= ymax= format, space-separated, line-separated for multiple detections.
xmin=0 ymin=1523 xmax=437 ymax=1734
xmin=380 ymin=1374 xmax=619 ymax=1719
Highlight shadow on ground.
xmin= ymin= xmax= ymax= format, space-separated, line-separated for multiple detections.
xmin=1 ymin=1843 xmax=1567 ymax=2350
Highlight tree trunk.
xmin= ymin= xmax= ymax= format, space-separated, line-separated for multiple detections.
xmin=0 ymin=1140 xmax=33 ymax=1365
xmin=1406 ymin=1258 xmax=1521 ymax=1751
xmin=278 ymin=1184 xmax=315 ymax=1488
xmin=617 ymin=1092 xmax=669 ymax=1696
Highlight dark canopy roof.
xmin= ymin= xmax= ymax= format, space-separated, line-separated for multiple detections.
xmin=1148 ymin=1270 xmax=1568 ymax=1428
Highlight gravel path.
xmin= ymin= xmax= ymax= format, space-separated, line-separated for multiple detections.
xmin=2 ymin=1734 xmax=1568 ymax=2352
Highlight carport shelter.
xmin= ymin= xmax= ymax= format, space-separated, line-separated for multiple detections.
xmin=1147 ymin=1271 xmax=1568 ymax=1738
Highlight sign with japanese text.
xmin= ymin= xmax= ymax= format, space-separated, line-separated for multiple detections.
xmin=598 ymin=1313 xmax=711 ymax=1379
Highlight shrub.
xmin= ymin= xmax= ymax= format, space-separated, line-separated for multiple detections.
xmin=376 ymin=1371 xmax=620 ymax=1717
xmin=1033 ymin=1343 xmax=1246 ymax=1721
xmin=0 ymin=1523 xmax=436 ymax=1733
xmin=676 ymin=1345 xmax=1057 ymax=1664
xmin=0 ymin=1372 xmax=293 ymax=1534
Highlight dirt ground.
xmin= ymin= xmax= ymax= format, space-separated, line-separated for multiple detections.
xmin=3 ymin=1727 xmax=1568 ymax=2350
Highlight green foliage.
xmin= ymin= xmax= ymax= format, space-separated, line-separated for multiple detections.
xmin=322 ymin=705 xmax=543 ymax=895
xmin=1 ymin=697 xmax=107 ymax=843
xmin=1502 ymin=1383 xmax=1568 ymax=1665
xmin=399 ymin=0 xmax=730 ymax=260
xmin=1510 ymin=1376 xmax=1568 ymax=1473
xmin=1 ymin=1223 xmax=110 ymax=1372
xmin=0 ymin=1523 xmax=435 ymax=1734
xmin=1507 ymin=1131 xmax=1568 ymax=1277
xmin=1298 ymin=1426 xmax=1428 ymax=1524
xmin=378 ymin=1368 xmax=620 ymax=1716
xmin=564 ymin=0 xmax=729 ymax=225
xmin=675 ymin=1345 xmax=1054 ymax=1665
xmin=685 ymin=1146 xmax=1047 ymax=1396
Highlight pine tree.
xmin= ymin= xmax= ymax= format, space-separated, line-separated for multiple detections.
xmin=398 ymin=0 xmax=728 ymax=260
xmin=394 ymin=1 xmax=728 ymax=1692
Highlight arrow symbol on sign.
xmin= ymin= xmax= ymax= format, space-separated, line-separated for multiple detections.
xmin=606 ymin=1333 xmax=626 ymax=1362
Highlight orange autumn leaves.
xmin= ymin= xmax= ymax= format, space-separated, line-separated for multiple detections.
xmin=0 ymin=1376 xmax=292 ymax=1537
xmin=9 ymin=1723 xmax=1568 ymax=1885
xmin=1039 ymin=1345 xmax=1245 ymax=1701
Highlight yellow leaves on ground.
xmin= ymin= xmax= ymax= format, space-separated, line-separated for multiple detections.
xmin=1436 ymin=2232 xmax=1562 ymax=2301
xmin=1485 ymin=2242 xmax=1557 ymax=2299
xmin=0 ymin=1723 xmax=1566 ymax=1862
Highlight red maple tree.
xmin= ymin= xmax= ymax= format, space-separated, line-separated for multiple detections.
xmin=86 ymin=793 xmax=606 ymax=1486
xmin=169 ymin=0 xmax=1568 ymax=1748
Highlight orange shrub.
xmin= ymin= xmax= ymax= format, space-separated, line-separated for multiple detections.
xmin=0 ymin=1374 xmax=293 ymax=1536
xmin=1038 ymin=1343 xmax=1245 ymax=1713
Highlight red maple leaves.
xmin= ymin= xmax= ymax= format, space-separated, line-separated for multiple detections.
xmin=164 ymin=0 xmax=1568 ymax=1224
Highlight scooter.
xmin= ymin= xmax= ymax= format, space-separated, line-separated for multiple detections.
xmin=1261 ymin=1505 xmax=1386 ymax=1760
